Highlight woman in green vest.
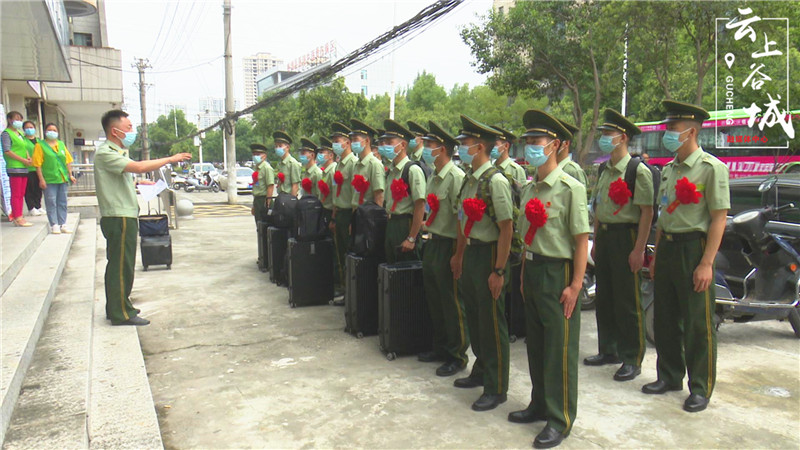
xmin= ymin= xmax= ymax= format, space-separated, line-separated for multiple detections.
xmin=2 ymin=111 xmax=34 ymax=226
xmin=32 ymin=123 xmax=76 ymax=234
xmin=23 ymin=121 xmax=44 ymax=216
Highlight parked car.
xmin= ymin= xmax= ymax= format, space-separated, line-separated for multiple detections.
xmin=192 ymin=163 xmax=218 ymax=178
xmin=219 ymin=167 xmax=255 ymax=194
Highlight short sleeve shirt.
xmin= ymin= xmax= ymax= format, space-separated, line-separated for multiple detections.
xmin=496 ymin=157 xmax=528 ymax=187
xmin=277 ymin=155 xmax=302 ymax=194
xmin=595 ymin=153 xmax=654 ymax=224
xmin=252 ymin=160 xmax=274 ymax=197
xmin=424 ymin=160 xmax=464 ymax=239
xmin=657 ymin=147 xmax=730 ymax=233
xmin=386 ymin=156 xmax=426 ymax=215
xmin=302 ymin=163 xmax=323 ymax=197
xmin=333 ymin=152 xmax=357 ymax=209
xmin=518 ymin=166 xmax=590 ymax=259
xmin=558 ymin=155 xmax=588 ymax=187
xmin=93 ymin=140 xmax=139 ymax=218
xmin=351 ymin=152 xmax=386 ymax=208
xmin=457 ymin=160 xmax=513 ymax=242
xmin=319 ymin=162 xmax=337 ymax=210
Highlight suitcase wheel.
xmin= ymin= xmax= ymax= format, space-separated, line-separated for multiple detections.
xmin=509 ymin=334 xmax=517 ymax=343
xmin=167 ymin=264 xmax=171 ymax=270
xmin=385 ymin=352 xmax=396 ymax=361
xmin=143 ymin=265 xmax=148 ymax=272
xmin=290 ymin=302 xmax=296 ymax=308
xmin=356 ymin=331 xmax=364 ymax=339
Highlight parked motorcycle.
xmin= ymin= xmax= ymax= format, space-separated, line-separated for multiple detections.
xmin=184 ymin=172 xmax=221 ymax=193
xmin=580 ymin=238 xmax=596 ymax=310
xmin=171 ymin=172 xmax=190 ymax=191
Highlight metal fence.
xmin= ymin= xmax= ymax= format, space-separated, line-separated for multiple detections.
xmin=70 ymin=164 xmax=95 ymax=194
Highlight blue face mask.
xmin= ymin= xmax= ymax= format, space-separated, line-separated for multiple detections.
xmin=45 ymin=131 xmax=59 ymax=140
xmin=422 ymin=146 xmax=439 ymax=165
xmin=490 ymin=146 xmax=501 ymax=160
xmin=524 ymin=141 xmax=553 ymax=167
xmin=116 ymin=128 xmax=137 ymax=148
xmin=316 ymin=153 xmax=327 ymax=166
xmin=378 ymin=144 xmax=398 ymax=160
xmin=299 ymin=154 xmax=309 ymax=165
xmin=458 ymin=144 xmax=477 ymax=165
xmin=598 ymin=135 xmax=620 ymax=154
xmin=662 ymin=128 xmax=691 ymax=153
xmin=11 ymin=120 xmax=23 ymax=130
xmin=351 ymin=141 xmax=364 ymax=153
xmin=275 ymin=147 xmax=286 ymax=158
xmin=253 ymin=155 xmax=263 ymax=164
xmin=409 ymin=138 xmax=417 ymax=149
xmin=332 ymin=142 xmax=345 ymax=156
xmin=24 ymin=128 xmax=36 ymax=137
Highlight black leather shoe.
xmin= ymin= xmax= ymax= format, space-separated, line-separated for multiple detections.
xmin=454 ymin=376 xmax=483 ymax=389
xmin=436 ymin=361 xmax=465 ymax=377
xmin=583 ymin=353 xmax=621 ymax=366
xmin=471 ymin=393 xmax=507 ymax=411
xmin=417 ymin=351 xmax=444 ymax=363
xmin=613 ymin=364 xmax=641 ymax=381
xmin=533 ymin=425 xmax=565 ymax=449
xmin=683 ymin=394 xmax=709 ymax=412
xmin=508 ymin=404 xmax=546 ymax=424
xmin=111 ymin=316 xmax=150 ymax=326
xmin=641 ymin=380 xmax=682 ymax=394
xmin=107 ymin=308 xmax=141 ymax=320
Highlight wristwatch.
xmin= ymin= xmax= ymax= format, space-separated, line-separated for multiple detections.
xmin=493 ymin=267 xmax=505 ymax=277
xmin=406 ymin=236 xmax=416 ymax=244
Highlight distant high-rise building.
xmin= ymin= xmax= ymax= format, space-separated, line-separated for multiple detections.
xmin=243 ymin=52 xmax=282 ymax=107
xmin=493 ymin=0 xmax=515 ymax=14
xmin=197 ymin=97 xmax=239 ymax=129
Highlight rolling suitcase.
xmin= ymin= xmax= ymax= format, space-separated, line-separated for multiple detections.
xmin=506 ymin=264 xmax=526 ymax=342
xmin=288 ymin=238 xmax=334 ymax=307
xmin=378 ymin=262 xmax=433 ymax=360
xmin=268 ymin=226 xmax=289 ymax=286
xmin=141 ymin=234 xmax=172 ymax=271
xmin=257 ymin=221 xmax=269 ymax=273
xmin=344 ymin=254 xmax=380 ymax=337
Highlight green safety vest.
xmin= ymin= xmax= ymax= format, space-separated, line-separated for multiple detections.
xmin=39 ymin=140 xmax=70 ymax=184
xmin=3 ymin=128 xmax=33 ymax=170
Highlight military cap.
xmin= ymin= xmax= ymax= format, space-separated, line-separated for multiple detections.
xmin=407 ymin=120 xmax=428 ymax=137
xmin=381 ymin=119 xmax=415 ymax=141
xmin=299 ymin=137 xmax=319 ymax=153
xmin=318 ymin=136 xmax=333 ymax=151
xmin=376 ymin=129 xmax=386 ymax=141
xmin=490 ymin=125 xmax=517 ymax=143
xmin=661 ymin=100 xmax=710 ymax=123
xmin=557 ymin=119 xmax=581 ymax=140
xmin=250 ymin=143 xmax=268 ymax=153
xmin=422 ymin=120 xmax=458 ymax=148
xmin=455 ymin=115 xmax=503 ymax=141
xmin=330 ymin=121 xmax=351 ymax=139
xmin=597 ymin=108 xmax=641 ymax=136
xmin=349 ymin=118 xmax=378 ymax=139
xmin=521 ymin=110 xmax=572 ymax=141
xmin=273 ymin=130 xmax=292 ymax=145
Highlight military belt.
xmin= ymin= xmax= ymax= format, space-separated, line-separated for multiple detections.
xmin=525 ymin=250 xmax=572 ymax=264
xmin=466 ymin=237 xmax=495 ymax=246
xmin=662 ymin=231 xmax=706 ymax=242
xmin=599 ymin=222 xmax=638 ymax=231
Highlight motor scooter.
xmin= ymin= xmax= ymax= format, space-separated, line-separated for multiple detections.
xmin=184 ymin=171 xmax=221 ymax=193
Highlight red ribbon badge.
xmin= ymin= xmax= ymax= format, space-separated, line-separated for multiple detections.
xmin=277 ymin=172 xmax=285 ymax=185
xmin=608 ymin=177 xmax=632 ymax=215
xmin=462 ymin=198 xmax=487 ymax=238
xmin=425 ymin=193 xmax=440 ymax=227
xmin=352 ymin=174 xmax=370 ymax=205
xmin=251 ymin=170 xmax=259 ymax=186
xmin=318 ymin=180 xmax=330 ymax=201
xmin=524 ymin=198 xmax=549 ymax=245
xmin=667 ymin=176 xmax=702 ymax=214
xmin=390 ymin=178 xmax=409 ymax=212
xmin=334 ymin=170 xmax=344 ymax=196
xmin=301 ymin=178 xmax=313 ymax=194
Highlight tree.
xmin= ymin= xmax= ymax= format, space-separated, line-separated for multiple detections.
xmin=133 ymin=109 xmax=197 ymax=160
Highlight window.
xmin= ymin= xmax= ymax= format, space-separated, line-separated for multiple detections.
xmin=361 ymin=86 xmax=368 ymax=97
xmin=498 ymin=6 xmax=504 ymax=14
xmin=73 ymin=32 xmax=93 ymax=47
xmin=360 ymin=69 xmax=368 ymax=80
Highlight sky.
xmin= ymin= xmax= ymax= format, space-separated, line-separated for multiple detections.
xmin=104 ymin=0 xmax=493 ymax=126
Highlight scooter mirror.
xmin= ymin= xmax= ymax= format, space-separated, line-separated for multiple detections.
xmin=758 ymin=176 xmax=777 ymax=193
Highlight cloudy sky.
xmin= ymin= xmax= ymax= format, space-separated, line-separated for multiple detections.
xmin=104 ymin=0 xmax=493 ymax=126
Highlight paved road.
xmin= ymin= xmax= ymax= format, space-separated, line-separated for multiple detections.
xmin=131 ymin=214 xmax=800 ymax=449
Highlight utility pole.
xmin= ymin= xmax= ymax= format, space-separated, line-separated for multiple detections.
xmin=621 ymin=23 xmax=629 ymax=116
xmin=133 ymin=58 xmax=152 ymax=160
xmin=223 ymin=0 xmax=237 ymax=203
xmin=388 ymin=1 xmax=397 ymax=119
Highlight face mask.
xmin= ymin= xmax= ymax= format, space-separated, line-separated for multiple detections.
xmin=524 ymin=141 xmax=553 ymax=167
xmin=45 ymin=131 xmax=59 ymax=140
xmin=351 ymin=141 xmax=364 ymax=153
xmin=299 ymin=154 xmax=309 ymax=165
xmin=12 ymin=121 xmax=23 ymax=130
xmin=275 ymin=147 xmax=286 ymax=158
xmin=316 ymin=153 xmax=327 ymax=166
xmin=116 ymin=128 xmax=137 ymax=147
xmin=458 ymin=144 xmax=478 ymax=165
xmin=332 ymin=142 xmax=345 ymax=156
xmin=253 ymin=155 xmax=263 ymax=164
xmin=409 ymin=138 xmax=417 ymax=149
xmin=24 ymin=128 xmax=36 ymax=137
xmin=422 ymin=147 xmax=440 ymax=165
xmin=378 ymin=144 xmax=398 ymax=160
xmin=598 ymin=134 xmax=621 ymax=154
xmin=490 ymin=146 xmax=501 ymax=160
xmin=662 ymin=128 xmax=691 ymax=153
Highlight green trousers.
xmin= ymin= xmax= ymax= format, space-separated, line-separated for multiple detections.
xmin=253 ymin=195 xmax=268 ymax=224
xmin=334 ymin=208 xmax=352 ymax=288
xmin=100 ymin=217 xmax=139 ymax=322
xmin=523 ymin=259 xmax=580 ymax=435
xmin=384 ymin=216 xmax=420 ymax=264
xmin=654 ymin=237 xmax=717 ymax=398
xmin=461 ymin=243 xmax=509 ymax=395
xmin=422 ymin=237 xmax=469 ymax=365
xmin=594 ymin=227 xmax=646 ymax=366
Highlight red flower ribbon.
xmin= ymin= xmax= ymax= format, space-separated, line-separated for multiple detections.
xmin=667 ymin=176 xmax=702 ymax=214
xmin=251 ymin=171 xmax=259 ymax=185
xmin=277 ymin=172 xmax=285 ymax=185
xmin=301 ymin=177 xmax=313 ymax=194
xmin=334 ymin=170 xmax=344 ymax=196
xmin=352 ymin=174 xmax=370 ymax=205
xmin=425 ymin=193 xmax=440 ymax=227
xmin=524 ymin=198 xmax=549 ymax=245
xmin=318 ymin=180 xmax=330 ymax=201
xmin=608 ymin=177 xmax=632 ymax=215
xmin=390 ymin=178 xmax=409 ymax=212
xmin=462 ymin=198 xmax=487 ymax=238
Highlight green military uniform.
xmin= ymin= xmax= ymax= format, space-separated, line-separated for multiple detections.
xmin=332 ymin=122 xmax=357 ymax=288
xmin=516 ymin=109 xmax=589 ymax=437
xmin=302 ymin=163 xmax=322 ymax=195
xmin=349 ymin=119 xmax=385 ymax=208
xmin=496 ymin=157 xmax=527 ymax=187
xmin=318 ymin=137 xmax=337 ymax=213
xmin=408 ymin=120 xmax=428 ymax=163
xmin=277 ymin=154 xmax=301 ymax=195
xmin=558 ymin=156 xmax=588 ymax=187
xmin=251 ymin=144 xmax=274 ymax=224
xmin=591 ymin=109 xmax=652 ymax=370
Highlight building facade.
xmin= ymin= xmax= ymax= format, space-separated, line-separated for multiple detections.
xmin=242 ymin=52 xmax=282 ymax=108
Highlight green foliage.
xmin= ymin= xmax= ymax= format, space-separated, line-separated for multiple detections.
xmin=132 ymin=109 xmax=197 ymax=160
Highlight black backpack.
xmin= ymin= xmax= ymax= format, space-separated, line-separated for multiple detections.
xmin=271 ymin=192 xmax=298 ymax=229
xmin=350 ymin=201 xmax=388 ymax=259
xmin=387 ymin=160 xmax=432 ymax=197
xmin=295 ymin=195 xmax=328 ymax=241
xmin=596 ymin=155 xmax=661 ymax=226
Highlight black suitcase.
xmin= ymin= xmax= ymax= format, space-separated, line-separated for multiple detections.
xmin=350 ymin=202 xmax=388 ymax=258
xmin=344 ymin=254 xmax=380 ymax=337
xmin=257 ymin=221 xmax=269 ymax=273
xmin=506 ymin=264 xmax=526 ymax=342
xmin=295 ymin=195 xmax=328 ymax=241
xmin=268 ymin=226 xmax=289 ymax=286
xmin=288 ymin=238 xmax=334 ymax=307
xmin=378 ymin=261 xmax=433 ymax=360
xmin=141 ymin=234 xmax=172 ymax=271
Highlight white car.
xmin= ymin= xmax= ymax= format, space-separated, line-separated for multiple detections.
xmin=219 ymin=167 xmax=255 ymax=194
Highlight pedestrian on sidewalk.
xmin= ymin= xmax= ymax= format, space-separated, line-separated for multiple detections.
xmin=33 ymin=123 xmax=76 ymax=234
xmin=22 ymin=121 xmax=44 ymax=216
xmin=2 ymin=111 xmax=34 ymax=227
xmin=94 ymin=109 xmax=191 ymax=326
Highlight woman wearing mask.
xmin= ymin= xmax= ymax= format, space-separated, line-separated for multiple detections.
xmin=32 ymin=123 xmax=76 ymax=234
xmin=2 ymin=111 xmax=34 ymax=226
xmin=22 ymin=121 xmax=44 ymax=216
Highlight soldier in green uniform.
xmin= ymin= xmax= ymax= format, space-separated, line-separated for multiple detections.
xmin=317 ymin=136 xmax=337 ymax=223
xmin=490 ymin=125 xmax=527 ymax=189
xmin=451 ymin=115 xmax=512 ymax=412
xmin=554 ymin=120 xmax=588 ymax=187
xmin=273 ymin=131 xmax=301 ymax=197
xmin=299 ymin=137 xmax=322 ymax=197
xmin=349 ymin=119 xmax=385 ymax=208
xmin=250 ymin=143 xmax=275 ymax=224
xmin=407 ymin=120 xmax=428 ymax=162
xmin=419 ymin=120 xmax=470 ymax=376
xmin=584 ymin=109 xmax=653 ymax=383
xmin=642 ymin=100 xmax=729 ymax=413
xmin=380 ymin=120 xmax=427 ymax=263
xmin=508 ymin=110 xmax=589 ymax=449
xmin=331 ymin=122 xmax=356 ymax=303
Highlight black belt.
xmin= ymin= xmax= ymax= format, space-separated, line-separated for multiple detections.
xmin=466 ymin=237 xmax=495 ymax=246
xmin=388 ymin=213 xmax=412 ymax=220
xmin=662 ymin=231 xmax=706 ymax=242
xmin=429 ymin=233 xmax=454 ymax=241
xmin=525 ymin=251 xmax=572 ymax=264
xmin=599 ymin=222 xmax=637 ymax=231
